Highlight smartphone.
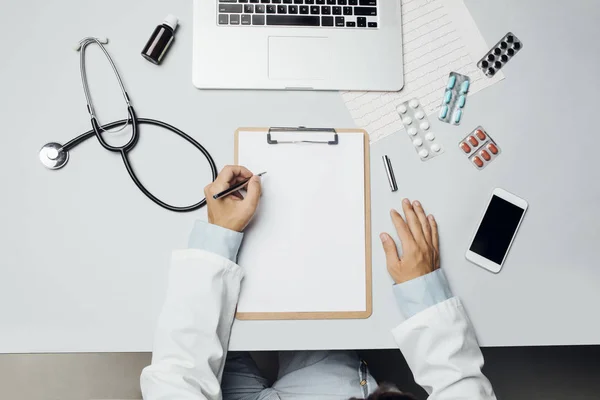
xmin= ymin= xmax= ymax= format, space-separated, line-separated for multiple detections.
xmin=466 ymin=188 xmax=528 ymax=273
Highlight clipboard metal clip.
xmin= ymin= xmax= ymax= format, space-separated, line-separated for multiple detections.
xmin=267 ymin=127 xmax=339 ymax=145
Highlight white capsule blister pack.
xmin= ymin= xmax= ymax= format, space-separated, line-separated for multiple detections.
xmin=397 ymin=99 xmax=444 ymax=161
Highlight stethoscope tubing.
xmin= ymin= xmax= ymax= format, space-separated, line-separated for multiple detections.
xmin=79 ymin=37 xmax=131 ymax=134
xmin=63 ymin=117 xmax=218 ymax=212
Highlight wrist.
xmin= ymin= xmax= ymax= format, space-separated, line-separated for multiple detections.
xmin=189 ymin=220 xmax=244 ymax=262
xmin=392 ymin=269 xmax=435 ymax=285
xmin=393 ymin=269 xmax=453 ymax=319
xmin=208 ymin=217 xmax=244 ymax=233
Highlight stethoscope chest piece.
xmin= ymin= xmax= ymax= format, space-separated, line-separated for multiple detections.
xmin=40 ymin=142 xmax=69 ymax=170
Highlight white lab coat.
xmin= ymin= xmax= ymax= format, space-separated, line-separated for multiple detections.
xmin=141 ymin=249 xmax=496 ymax=399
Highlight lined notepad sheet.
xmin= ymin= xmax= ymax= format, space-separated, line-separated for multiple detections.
xmin=342 ymin=0 xmax=504 ymax=142
xmin=236 ymin=130 xmax=369 ymax=317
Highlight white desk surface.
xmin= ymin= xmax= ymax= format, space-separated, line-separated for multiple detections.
xmin=1 ymin=0 xmax=599 ymax=353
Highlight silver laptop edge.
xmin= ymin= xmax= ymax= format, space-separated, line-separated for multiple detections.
xmin=193 ymin=0 xmax=403 ymax=91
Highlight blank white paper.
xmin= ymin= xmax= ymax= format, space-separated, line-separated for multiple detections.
xmin=236 ymin=130 xmax=367 ymax=314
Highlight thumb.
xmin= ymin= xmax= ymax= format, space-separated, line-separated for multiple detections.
xmin=380 ymin=232 xmax=401 ymax=269
xmin=243 ymin=175 xmax=262 ymax=210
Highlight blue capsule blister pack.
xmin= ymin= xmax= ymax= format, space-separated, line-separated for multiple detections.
xmin=438 ymin=72 xmax=470 ymax=125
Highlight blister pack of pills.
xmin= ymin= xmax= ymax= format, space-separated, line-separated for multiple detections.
xmin=459 ymin=126 xmax=501 ymax=170
xmin=397 ymin=99 xmax=443 ymax=161
xmin=477 ymin=32 xmax=523 ymax=77
xmin=438 ymin=72 xmax=470 ymax=125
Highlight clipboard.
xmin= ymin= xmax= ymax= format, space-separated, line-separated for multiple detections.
xmin=234 ymin=127 xmax=372 ymax=320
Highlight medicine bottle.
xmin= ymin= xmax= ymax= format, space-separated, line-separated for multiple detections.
xmin=141 ymin=15 xmax=178 ymax=65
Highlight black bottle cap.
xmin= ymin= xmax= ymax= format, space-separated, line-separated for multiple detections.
xmin=500 ymin=41 xmax=508 ymax=49
xmin=507 ymin=48 xmax=515 ymax=56
xmin=507 ymin=35 xmax=514 ymax=43
xmin=501 ymin=54 xmax=509 ymax=62
xmin=494 ymin=48 xmax=501 ymax=55
xmin=494 ymin=61 xmax=502 ymax=68
xmin=513 ymin=42 xmax=521 ymax=50
xmin=487 ymin=54 xmax=495 ymax=61
xmin=487 ymin=67 xmax=495 ymax=76
xmin=481 ymin=60 xmax=489 ymax=68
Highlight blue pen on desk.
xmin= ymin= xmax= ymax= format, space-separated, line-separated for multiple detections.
xmin=213 ymin=172 xmax=267 ymax=200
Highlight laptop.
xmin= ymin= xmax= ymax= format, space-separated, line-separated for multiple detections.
xmin=193 ymin=0 xmax=404 ymax=91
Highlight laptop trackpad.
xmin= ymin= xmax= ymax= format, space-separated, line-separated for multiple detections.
xmin=268 ymin=36 xmax=331 ymax=81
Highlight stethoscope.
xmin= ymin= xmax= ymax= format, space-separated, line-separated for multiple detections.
xmin=39 ymin=37 xmax=218 ymax=212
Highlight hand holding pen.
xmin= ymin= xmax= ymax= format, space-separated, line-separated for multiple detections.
xmin=204 ymin=166 xmax=265 ymax=232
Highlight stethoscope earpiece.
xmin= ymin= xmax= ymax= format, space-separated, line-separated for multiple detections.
xmin=73 ymin=37 xmax=108 ymax=51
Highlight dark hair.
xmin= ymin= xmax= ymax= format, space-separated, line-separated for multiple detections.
xmin=349 ymin=384 xmax=418 ymax=400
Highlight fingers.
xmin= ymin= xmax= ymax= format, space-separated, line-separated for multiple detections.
xmin=412 ymin=200 xmax=432 ymax=246
xmin=243 ymin=175 xmax=262 ymax=210
xmin=401 ymin=199 xmax=426 ymax=244
xmin=429 ymin=214 xmax=439 ymax=254
xmin=390 ymin=208 xmax=413 ymax=249
xmin=229 ymin=175 xmax=251 ymax=192
xmin=212 ymin=165 xmax=253 ymax=192
xmin=380 ymin=232 xmax=401 ymax=270
xmin=230 ymin=191 xmax=244 ymax=200
xmin=222 ymin=175 xmax=255 ymax=201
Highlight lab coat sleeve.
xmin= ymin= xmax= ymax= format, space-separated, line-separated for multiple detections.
xmin=140 ymin=249 xmax=244 ymax=400
xmin=392 ymin=297 xmax=497 ymax=399
xmin=393 ymin=269 xmax=453 ymax=319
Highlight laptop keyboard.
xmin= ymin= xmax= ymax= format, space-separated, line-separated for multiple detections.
xmin=217 ymin=0 xmax=379 ymax=28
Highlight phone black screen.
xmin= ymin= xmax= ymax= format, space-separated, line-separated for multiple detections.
xmin=469 ymin=195 xmax=525 ymax=265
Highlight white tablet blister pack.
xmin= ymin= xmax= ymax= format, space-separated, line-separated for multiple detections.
xmin=397 ymin=99 xmax=444 ymax=161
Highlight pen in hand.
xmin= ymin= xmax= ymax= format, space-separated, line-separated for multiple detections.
xmin=212 ymin=172 xmax=267 ymax=200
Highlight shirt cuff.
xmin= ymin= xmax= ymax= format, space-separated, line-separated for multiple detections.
xmin=188 ymin=220 xmax=244 ymax=263
xmin=393 ymin=269 xmax=453 ymax=319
